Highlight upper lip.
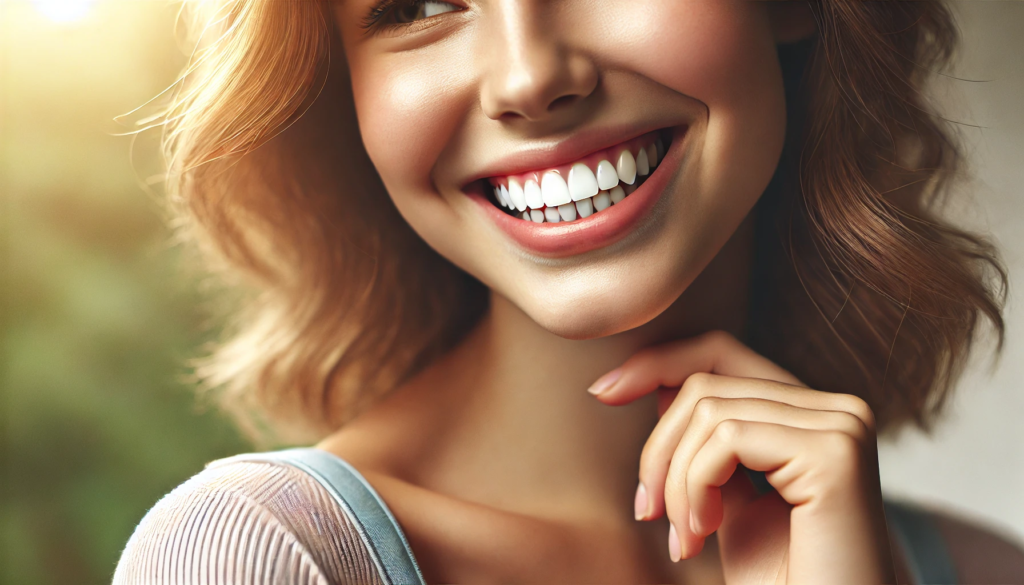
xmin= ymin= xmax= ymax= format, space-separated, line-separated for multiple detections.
xmin=459 ymin=123 xmax=675 ymax=189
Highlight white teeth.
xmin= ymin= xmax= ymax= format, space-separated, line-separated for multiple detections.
xmin=494 ymin=187 xmax=503 ymax=207
xmin=541 ymin=171 xmax=571 ymax=207
xmin=544 ymin=207 xmax=561 ymax=223
xmin=508 ymin=179 xmax=527 ymax=211
xmin=595 ymin=160 xmax=619 ymax=190
xmin=576 ymin=197 xmax=594 ymax=218
xmin=609 ymin=185 xmax=626 ymax=204
xmin=616 ymin=150 xmax=636 ymax=185
xmin=645 ymin=143 xmax=658 ymax=168
xmin=656 ymin=139 xmax=665 ymax=162
xmin=500 ymin=184 xmax=512 ymax=207
xmin=530 ymin=208 xmax=545 ymax=223
xmin=636 ymin=148 xmax=650 ymax=176
xmin=568 ymin=163 xmax=599 ymax=202
xmin=522 ymin=211 xmax=529 ymax=220
xmin=593 ymin=190 xmax=611 ymax=211
xmin=558 ymin=202 xmax=577 ymax=222
xmin=524 ymin=179 xmax=544 ymax=209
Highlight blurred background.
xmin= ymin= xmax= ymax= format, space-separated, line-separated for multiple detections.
xmin=0 ymin=1 xmax=1022 ymax=583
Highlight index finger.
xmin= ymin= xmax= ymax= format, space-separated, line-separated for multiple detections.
xmin=588 ymin=331 xmax=804 ymax=405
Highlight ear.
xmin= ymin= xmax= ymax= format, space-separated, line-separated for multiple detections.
xmin=767 ymin=1 xmax=817 ymax=44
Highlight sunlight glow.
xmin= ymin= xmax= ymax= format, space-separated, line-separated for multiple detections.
xmin=31 ymin=0 xmax=96 ymax=23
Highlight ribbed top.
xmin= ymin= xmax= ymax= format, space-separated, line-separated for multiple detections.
xmin=112 ymin=460 xmax=386 ymax=585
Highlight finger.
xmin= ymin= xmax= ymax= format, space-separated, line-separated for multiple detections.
xmin=590 ymin=330 xmax=804 ymax=405
xmin=684 ymin=421 xmax=887 ymax=581
xmin=660 ymin=396 xmax=869 ymax=553
xmin=685 ymin=420 xmax=810 ymax=538
xmin=641 ymin=376 xmax=873 ymax=522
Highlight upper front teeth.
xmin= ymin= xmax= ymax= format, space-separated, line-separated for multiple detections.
xmin=489 ymin=136 xmax=664 ymax=223
xmin=541 ymin=172 xmax=571 ymax=207
xmin=568 ymin=163 xmax=599 ymax=201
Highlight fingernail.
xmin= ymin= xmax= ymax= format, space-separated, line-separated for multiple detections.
xmin=633 ymin=482 xmax=649 ymax=521
xmin=587 ymin=368 xmax=622 ymax=395
xmin=668 ymin=522 xmax=681 ymax=562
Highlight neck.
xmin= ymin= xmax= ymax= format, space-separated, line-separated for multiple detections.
xmin=350 ymin=216 xmax=754 ymax=525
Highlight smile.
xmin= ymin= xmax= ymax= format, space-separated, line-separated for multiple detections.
xmin=469 ymin=125 xmax=687 ymax=257
xmin=487 ymin=131 xmax=667 ymax=223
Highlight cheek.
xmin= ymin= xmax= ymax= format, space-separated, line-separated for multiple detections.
xmin=599 ymin=0 xmax=787 ymax=201
xmin=348 ymin=48 xmax=472 ymax=196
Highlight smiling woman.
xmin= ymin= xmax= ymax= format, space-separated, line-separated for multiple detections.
xmin=112 ymin=0 xmax=1024 ymax=583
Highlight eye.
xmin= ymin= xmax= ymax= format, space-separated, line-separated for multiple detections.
xmin=390 ymin=1 xmax=460 ymax=24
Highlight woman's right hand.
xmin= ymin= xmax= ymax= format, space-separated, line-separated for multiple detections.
xmin=588 ymin=331 xmax=895 ymax=583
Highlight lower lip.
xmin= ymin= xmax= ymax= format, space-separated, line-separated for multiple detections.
xmin=470 ymin=127 xmax=686 ymax=258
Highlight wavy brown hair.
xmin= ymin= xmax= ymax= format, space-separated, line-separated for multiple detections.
xmin=157 ymin=0 xmax=1004 ymax=442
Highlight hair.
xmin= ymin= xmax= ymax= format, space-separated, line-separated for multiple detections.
xmin=156 ymin=0 xmax=1004 ymax=443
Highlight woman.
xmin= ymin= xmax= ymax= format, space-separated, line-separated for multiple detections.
xmin=114 ymin=0 xmax=1024 ymax=582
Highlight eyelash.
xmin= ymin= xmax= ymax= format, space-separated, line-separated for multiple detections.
xmin=360 ymin=0 xmax=457 ymax=33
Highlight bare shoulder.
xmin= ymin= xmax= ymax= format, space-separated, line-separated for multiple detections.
xmin=931 ymin=507 xmax=1024 ymax=583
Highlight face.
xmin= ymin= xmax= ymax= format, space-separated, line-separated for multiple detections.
xmin=334 ymin=0 xmax=804 ymax=339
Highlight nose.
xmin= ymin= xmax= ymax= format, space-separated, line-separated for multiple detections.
xmin=478 ymin=2 xmax=598 ymax=123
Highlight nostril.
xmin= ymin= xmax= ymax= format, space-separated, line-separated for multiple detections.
xmin=547 ymin=94 xmax=579 ymax=112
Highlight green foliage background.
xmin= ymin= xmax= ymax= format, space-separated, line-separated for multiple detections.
xmin=2 ymin=2 xmax=250 ymax=583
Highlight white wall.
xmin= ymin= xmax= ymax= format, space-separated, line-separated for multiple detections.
xmin=877 ymin=1 xmax=1024 ymax=543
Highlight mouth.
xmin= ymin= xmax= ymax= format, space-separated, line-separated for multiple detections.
xmin=484 ymin=129 xmax=672 ymax=223
xmin=468 ymin=125 xmax=687 ymax=257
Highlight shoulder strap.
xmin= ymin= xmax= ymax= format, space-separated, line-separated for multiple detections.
xmin=225 ymin=448 xmax=426 ymax=585
xmin=884 ymin=500 xmax=958 ymax=584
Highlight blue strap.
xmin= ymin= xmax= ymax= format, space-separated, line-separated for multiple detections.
xmin=884 ymin=500 xmax=958 ymax=584
xmin=224 ymin=448 xmax=426 ymax=585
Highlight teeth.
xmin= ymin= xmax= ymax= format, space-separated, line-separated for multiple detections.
xmin=595 ymin=160 xmax=619 ymax=190
xmin=645 ymin=143 xmax=658 ymax=168
xmin=609 ymin=185 xmax=626 ymax=204
xmin=568 ymin=163 xmax=599 ymax=202
xmin=541 ymin=171 xmax=571 ymax=207
xmin=576 ymin=197 xmax=594 ymax=218
xmin=524 ymin=179 xmax=544 ymax=209
xmin=616 ymin=150 xmax=637 ymax=185
xmin=491 ymin=135 xmax=665 ymax=223
xmin=508 ymin=179 xmax=527 ymax=211
xmin=636 ymin=148 xmax=650 ymax=177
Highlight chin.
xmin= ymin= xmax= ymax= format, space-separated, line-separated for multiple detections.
xmin=510 ymin=274 xmax=688 ymax=341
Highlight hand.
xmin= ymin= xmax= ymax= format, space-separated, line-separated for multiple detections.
xmin=587 ymin=331 xmax=895 ymax=584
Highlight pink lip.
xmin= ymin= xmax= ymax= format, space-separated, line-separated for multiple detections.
xmin=470 ymin=125 xmax=688 ymax=258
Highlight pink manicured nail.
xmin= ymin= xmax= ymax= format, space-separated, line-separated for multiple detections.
xmin=633 ymin=482 xmax=649 ymax=520
xmin=668 ymin=523 xmax=681 ymax=562
xmin=587 ymin=368 xmax=622 ymax=395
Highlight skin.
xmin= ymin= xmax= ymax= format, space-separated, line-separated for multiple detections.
xmin=316 ymin=0 xmax=1022 ymax=582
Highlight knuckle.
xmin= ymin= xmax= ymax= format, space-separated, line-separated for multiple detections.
xmin=682 ymin=371 xmax=715 ymax=398
xmin=836 ymin=393 xmax=877 ymax=431
xmin=835 ymin=411 xmax=869 ymax=443
xmin=691 ymin=396 xmax=723 ymax=424
xmin=712 ymin=419 xmax=744 ymax=444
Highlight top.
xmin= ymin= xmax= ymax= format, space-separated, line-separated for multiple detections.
xmin=112 ymin=448 xmax=956 ymax=584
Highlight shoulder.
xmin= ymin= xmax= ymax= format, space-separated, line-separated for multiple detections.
xmin=113 ymin=456 xmax=385 ymax=585
xmin=931 ymin=508 xmax=1024 ymax=583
